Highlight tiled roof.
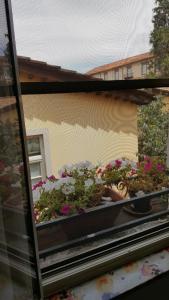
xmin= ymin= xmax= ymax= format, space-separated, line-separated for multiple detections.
xmin=18 ymin=56 xmax=96 ymax=82
xmin=87 ymin=52 xmax=154 ymax=75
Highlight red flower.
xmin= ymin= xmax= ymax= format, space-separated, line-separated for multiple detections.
xmin=60 ymin=204 xmax=72 ymax=216
xmin=115 ymin=159 xmax=122 ymax=168
xmin=144 ymin=161 xmax=152 ymax=172
xmin=48 ymin=175 xmax=56 ymax=181
xmin=32 ymin=180 xmax=45 ymax=191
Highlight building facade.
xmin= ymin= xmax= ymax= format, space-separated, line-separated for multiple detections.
xmin=87 ymin=52 xmax=154 ymax=80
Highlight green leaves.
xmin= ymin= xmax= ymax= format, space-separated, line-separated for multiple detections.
xmin=138 ymin=96 xmax=169 ymax=159
xmin=150 ymin=0 xmax=169 ymax=77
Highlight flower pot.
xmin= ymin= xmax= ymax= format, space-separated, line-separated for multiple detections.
xmin=36 ymin=202 xmax=122 ymax=252
xmin=132 ymin=197 xmax=152 ymax=213
xmin=123 ymin=192 xmax=152 ymax=216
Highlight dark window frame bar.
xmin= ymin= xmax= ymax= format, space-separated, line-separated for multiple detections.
xmin=21 ymin=79 xmax=169 ymax=94
xmin=4 ymin=0 xmax=43 ymax=297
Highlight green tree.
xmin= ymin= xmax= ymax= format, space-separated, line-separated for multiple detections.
xmin=150 ymin=0 xmax=169 ymax=77
xmin=138 ymin=96 xmax=169 ymax=160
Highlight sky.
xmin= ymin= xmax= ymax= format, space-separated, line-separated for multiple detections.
xmin=11 ymin=0 xmax=155 ymax=73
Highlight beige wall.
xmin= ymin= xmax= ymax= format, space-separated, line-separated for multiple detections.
xmin=93 ymin=60 xmax=151 ymax=80
xmin=22 ymin=92 xmax=138 ymax=176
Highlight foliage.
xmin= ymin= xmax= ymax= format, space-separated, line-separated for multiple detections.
xmin=98 ymin=159 xmax=137 ymax=186
xmin=33 ymin=157 xmax=169 ymax=223
xmin=34 ymin=161 xmax=105 ymax=223
xmin=127 ymin=156 xmax=169 ymax=196
xmin=150 ymin=0 xmax=169 ymax=77
xmin=138 ymin=96 xmax=169 ymax=159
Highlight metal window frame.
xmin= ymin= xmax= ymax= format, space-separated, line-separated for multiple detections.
xmin=4 ymin=0 xmax=43 ymax=298
xmin=5 ymin=0 xmax=169 ymax=296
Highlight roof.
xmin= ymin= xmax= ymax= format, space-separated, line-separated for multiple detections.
xmin=87 ymin=52 xmax=154 ymax=75
xmin=18 ymin=56 xmax=96 ymax=82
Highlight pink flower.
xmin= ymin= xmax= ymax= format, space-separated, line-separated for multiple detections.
xmin=144 ymin=156 xmax=151 ymax=162
xmin=115 ymin=159 xmax=122 ymax=168
xmin=156 ymin=163 xmax=165 ymax=172
xmin=96 ymin=167 xmax=102 ymax=174
xmin=60 ymin=204 xmax=72 ymax=216
xmin=48 ymin=175 xmax=56 ymax=181
xmin=106 ymin=163 xmax=112 ymax=170
xmin=144 ymin=161 xmax=152 ymax=172
xmin=61 ymin=172 xmax=67 ymax=178
xmin=130 ymin=168 xmax=137 ymax=176
xmin=32 ymin=180 xmax=45 ymax=191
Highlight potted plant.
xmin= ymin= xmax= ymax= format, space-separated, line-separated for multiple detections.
xmin=98 ymin=159 xmax=137 ymax=199
xmin=126 ymin=177 xmax=154 ymax=214
xmin=33 ymin=161 xmax=123 ymax=251
xmin=125 ymin=156 xmax=169 ymax=214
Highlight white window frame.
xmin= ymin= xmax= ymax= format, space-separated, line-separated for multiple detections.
xmin=26 ymin=128 xmax=52 ymax=185
xmin=141 ymin=62 xmax=148 ymax=76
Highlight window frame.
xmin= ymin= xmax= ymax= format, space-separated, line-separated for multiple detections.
xmin=141 ymin=61 xmax=148 ymax=77
xmin=20 ymin=80 xmax=169 ymax=296
xmin=26 ymin=128 xmax=52 ymax=183
xmin=3 ymin=0 xmax=43 ymax=297
xmin=5 ymin=0 xmax=169 ymax=295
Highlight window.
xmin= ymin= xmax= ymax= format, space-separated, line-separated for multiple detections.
xmin=141 ymin=62 xmax=148 ymax=76
xmin=10 ymin=0 xmax=169 ymax=296
xmin=114 ymin=69 xmax=119 ymax=80
xmin=27 ymin=135 xmax=46 ymax=186
xmin=104 ymin=72 xmax=108 ymax=80
xmin=125 ymin=65 xmax=133 ymax=79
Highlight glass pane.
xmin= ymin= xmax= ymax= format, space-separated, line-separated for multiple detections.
xmin=0 ymin=0 xmax=41 ymax=299
xmin=22 ymin=88 xmax=169 ymax=268
xmin=30 ymin=162 xmax=41 ymax=178
xmin=27 ymin=137 xmax=41 ymax=156
xmin=12 ymin=0 xmax=169 ymax=81
xmin=10 ymin=0 xmax=169 ymax=288
xmin=32 ymin=177 xmax=42 ymax=186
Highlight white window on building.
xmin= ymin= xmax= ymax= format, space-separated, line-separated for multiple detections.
xmin=27 ymin=135 xmax=47 ymax=186
xmin=126 ymin=65 xmax=133 ymax=78
xmin=104 ymin=72 xmax=108 ymax=80
xmin=141 ymin=62 xmax=148 ymax=76
xmin=114 ymin=69 xmax=119 ymax=80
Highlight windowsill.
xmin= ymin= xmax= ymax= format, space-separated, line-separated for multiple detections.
xmin=46 ymin=246 xmax=169 ymax=299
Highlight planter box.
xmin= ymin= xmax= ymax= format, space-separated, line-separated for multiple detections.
xmin=36 ymin=202 xmax=121 ymax=252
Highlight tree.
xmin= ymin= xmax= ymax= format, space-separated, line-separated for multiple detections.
xmin=150 ymin=0 xmax=169 ymax=77
xmin=138 ymin=96 xmax=169 ymax=160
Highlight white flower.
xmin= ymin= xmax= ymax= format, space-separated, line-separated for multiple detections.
xmin=95 ymin=177 xmax=105 ymax=185
xmin=45 ymin=181 xmax=56 ymax=191
xmin=84 ymin=178 xmax=94 ymax=189
xmin=120 ymin=159 xmax=129 ymax=168
xmin=77 ymin=170 xmax=84 ymax=176
xmin=33 ymin=189 xmax=40 ymax=202
xmin=62 ymin=185 xmax=75 ymax=195
xmin=76 ymin=160 xmax=94 ymax=170
xmin=135 ymin=190 xmax=145 ymax=197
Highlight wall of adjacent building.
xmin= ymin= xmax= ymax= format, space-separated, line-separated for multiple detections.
xmin=22 ymin=92 xmax=138 ymax=176
xmin=92 ymin=61 xmax=149 ymax=80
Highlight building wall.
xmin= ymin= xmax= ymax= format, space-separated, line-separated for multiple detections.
xmin=22 ymin=92 xmax=138 ymax=176
xmin=92 ymin=60 xmax=150 ymax=80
